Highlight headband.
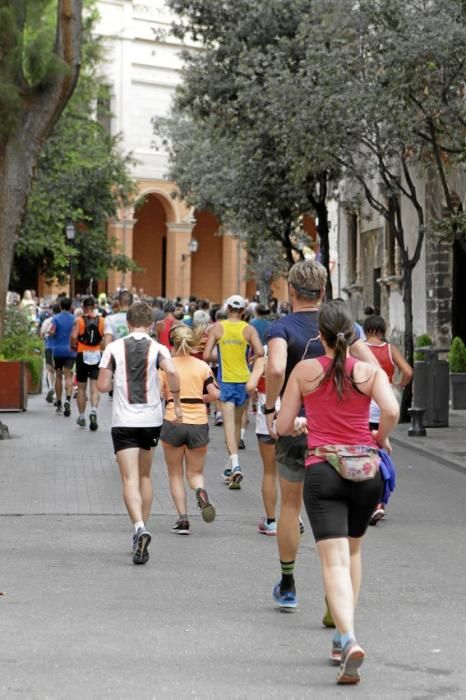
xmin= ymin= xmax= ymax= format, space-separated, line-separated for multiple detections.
xmin=291 ymin=283 xmax=321 ymax=298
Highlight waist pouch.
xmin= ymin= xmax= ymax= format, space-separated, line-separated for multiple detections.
xmin=311 ymin=444 xmax=381 ymax=482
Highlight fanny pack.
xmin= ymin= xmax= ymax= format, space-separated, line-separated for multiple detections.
xmin=311 ymin=444 xmax=380 ymax=482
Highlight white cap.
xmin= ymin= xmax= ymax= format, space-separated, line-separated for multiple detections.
xmin=226 ymin=294 xmax=246 ymax=309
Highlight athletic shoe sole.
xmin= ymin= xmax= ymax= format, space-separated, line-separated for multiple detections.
xmin=89 ymin=417 xmax=98 ymax=432
xmin=337 ymin=645 xmax=365 ymax=685
xmin=258 ymin=528 xmax=277 ymax=536
xmin=197 ymin=490 xmax=216 ymax=523
xmin=63 ymin=404 xmax=71 ymax=417
xmin=369 ymin=509 xmax=385 ymax=526
xmin=172 ymin=528 xmax=190 ymax=535
xmin=228 ymin=471 xmax=243 ymax=490
xmin=272 ymin=584 xmax=297 ymax=612
xmin=133 ymin=531 xmax=151 ymax=565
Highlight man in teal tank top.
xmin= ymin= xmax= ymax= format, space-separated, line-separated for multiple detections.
xmin=204 ymin=295 xmax=263 ymax=489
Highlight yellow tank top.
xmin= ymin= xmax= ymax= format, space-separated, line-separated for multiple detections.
xmin=218 ymin=320 xmax=250 ymax=383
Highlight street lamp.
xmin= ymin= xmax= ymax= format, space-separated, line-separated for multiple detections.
xmin=182 ymin=237 xmax=199 ymax=262
xmin=65 ymin=222 xmax=76 ymax=300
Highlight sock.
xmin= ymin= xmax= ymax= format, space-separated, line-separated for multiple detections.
xmin=230 ymin=453 xmax=239 ymax=468
xmin=333 ymin=630 xmax=342 ymax=644
xmin=280 ymin=560 xmax=295 ymax=592
xmin=240 ymin=428 xmax=246 ymax=440
xmin=65 ymin=395 xmax=71 ymax=402
xmin=79 ymin=413 xmax=85 ymax=420
xmin=134 ymin=520 xmax=144 ymax=533
xmin=266 ymin=518 xmax=276 ymax=525
xmin=90 ymin=406 xmax=97 ymax=415
xmin=341 ymin=632 xmax=355 ymax=649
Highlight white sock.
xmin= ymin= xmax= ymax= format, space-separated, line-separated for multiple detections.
xmin=230 ymin=453 xmax=239 ymax=469
xmin=90 ymin=407 xmax=97 ymax=415
xmin=240 ymin=428 xmax=246 ymax=440
xmin=134 ymin=520 xmax=144 ymax=533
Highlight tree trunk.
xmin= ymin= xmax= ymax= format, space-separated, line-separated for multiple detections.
xmin=400 ymin=261 xmax=414 ymax=422
xmin=314 ymin=199 xmax=333 ymax=300
xmin=0 ymin=0 xmax=82 ymax=336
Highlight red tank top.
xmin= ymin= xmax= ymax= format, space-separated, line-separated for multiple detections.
xmin=365 ymin=342 xmax=395 ymax=382
xmin=303 ymin=356 xmax=376 ymax=466
xmin=158 ymin=316 xmax=175 ymax=350
xmin=257 ymin=374 xmax=266 ymax=393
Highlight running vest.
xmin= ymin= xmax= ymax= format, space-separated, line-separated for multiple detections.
xmin=218 ymin=320 xmax=250 ymax=383
xmin=365 ymin=342 xmax=395 ymax=383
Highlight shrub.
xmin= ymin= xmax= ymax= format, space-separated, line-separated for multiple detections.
xmin=0 ymin=307 xmax=43 ymax=385
xmin=414 ymin=333 xmax=432 ymax=361
xmin=448 ymin=337 xmax=466 ymax=374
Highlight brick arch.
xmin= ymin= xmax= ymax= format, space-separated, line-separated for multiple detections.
xmin=132 ymin=194 xmax=169 ymax=297
xmin=135 ymin=188 xmax=177 ymax=224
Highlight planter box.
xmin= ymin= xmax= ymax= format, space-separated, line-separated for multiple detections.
xmin=450 ymin=373 xmax=466 ymax=410
xmin=0 ymin=360 xmax=28 ymax=411
xmin=26 ymin=366 xmax=42 ymax=395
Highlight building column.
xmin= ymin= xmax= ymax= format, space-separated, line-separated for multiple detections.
xmin=107 ymin=210 xmax=136 ymax=294
xmin=166 ymin=221 xmax=195 ymax=299
xmin=221 ymin=234 xmax=247 ymax=300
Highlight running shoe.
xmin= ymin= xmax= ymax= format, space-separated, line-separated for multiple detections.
xmin=336 ymin=640 xmax=365 ymax=685
xmin=196 ymin=488 xmax=216 ymax=523
xmin=214 ymin=412 xmax=223 ymax=426
xmin=63 ymin=401 xmax=71 ymax=417
xmin=132 ymin=527 xmax=151 ymax=565
xmin=238 ymin=438 xmax=246 ymax=450
xmin=257 ymin=517 xmax=277 ymax=536
xmin=299 ymin=516 xmax=305 ymax=535
xmin=76 ymin=416 xmax=86 ymax=429
xmin=89 ymin=413 xmax=98 ymax=432
xmin=369 ymin=503 xmax=385 ymax=526
xmin=222 ymin=468 xmax=232 ymax=483
xmin=228 ymin=466 xmax=243 ymax=489
xmin=272 ymin=583 xmax=297 ymax=611
xmin=55 ymin=402 xmax=63 ymax=414
xmin=322 ymin=598 xmax=336 ymax=628
xmin=172 ymin=519 xmax=190 ymax=535
xmin=330 ymin=639 xmax=342 ymax=665
xmin=46 ymin=389 xmax=54 ymax=404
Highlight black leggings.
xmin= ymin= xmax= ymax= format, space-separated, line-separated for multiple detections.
xmin=303 ymin=461 xmax=384 ymax=542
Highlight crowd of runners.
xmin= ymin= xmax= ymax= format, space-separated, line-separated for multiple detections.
xmin=15 ymin=259 xmax=412 ymax=686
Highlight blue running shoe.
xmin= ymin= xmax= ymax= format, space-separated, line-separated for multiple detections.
xmin=222 ymin=468 xmax=232 ymax=483
xmin=273 ymin=583 xmax=297 ymax=611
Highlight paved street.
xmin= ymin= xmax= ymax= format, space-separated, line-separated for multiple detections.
xmin=0 ymin=393 xmax=465 ymax=699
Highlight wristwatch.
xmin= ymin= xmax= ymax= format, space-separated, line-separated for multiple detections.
xmin=261 ymin=404 xmax=276 ymax=415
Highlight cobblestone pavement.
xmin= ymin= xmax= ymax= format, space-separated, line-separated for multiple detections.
xmin=0 ymin=392 xmax=465 ymax=699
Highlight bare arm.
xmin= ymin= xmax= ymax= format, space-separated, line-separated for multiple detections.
xmin=203 ymin=323 xmax=221 ymax=363
xmin=70 ymin=318 xmax=80 ymax=348
xmin=265 ymin=337 xmax=288 ymax=436
xmin=275 ymin=366 xmax=305 ymax=436
xmin=159 ymin=356 xmax=183 ymax=423
xmin=103 ymin=333 xmax=113 ymax=349
xmin=97 ymin=367 xmax=113 ymax=393
xmin=244 ymin=325 xmax=265 ymax=360
xmin=246 ymin=356 xmax=266 ymax=394
xmin=350 ymin=339 xmax=379 ymax=366
xmin=204 ymin=379 xmax=220 ymax=403
xmin=390 ymin=345 xmax=413 ymax=388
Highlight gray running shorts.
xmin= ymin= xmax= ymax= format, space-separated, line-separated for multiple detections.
xmin=275 ymin=433 xmax=307 ymax=483
xmin=160 ymin=420 xmax=209 ymax=449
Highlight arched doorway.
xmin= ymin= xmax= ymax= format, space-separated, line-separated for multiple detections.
xmin=191 ymin=211 xmax=223 ymax=302
xmin=132 ymin=194 xmax=168 ymax=297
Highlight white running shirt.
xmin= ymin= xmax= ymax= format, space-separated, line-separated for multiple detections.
xmin=99 ymin=332 xmax=170 ymax=427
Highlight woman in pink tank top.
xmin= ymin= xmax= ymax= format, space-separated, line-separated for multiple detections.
xmin=276 ymin=301 xmax=399 ymax=686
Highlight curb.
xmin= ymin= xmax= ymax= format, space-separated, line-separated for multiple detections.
xmin=391 ymin=434 xmax=466 ymax=476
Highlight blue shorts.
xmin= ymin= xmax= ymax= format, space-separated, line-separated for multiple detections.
xmin=219 ymin=381 xmax=248 ymax=407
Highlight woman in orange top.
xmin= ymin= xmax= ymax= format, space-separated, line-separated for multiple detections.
xmin=160 ymin=324 xmax=220 ymax=535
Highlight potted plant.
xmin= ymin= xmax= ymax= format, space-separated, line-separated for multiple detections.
xmin=448 ymin=337 xmax=466 ymax=410
xmin=0 ymin=307 xmax=44 ymax=409
xmin=414 ymin=333 xmax=433 ymax=361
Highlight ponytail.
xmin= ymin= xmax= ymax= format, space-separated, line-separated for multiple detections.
xmin=318 ymin=302 xmax=355 ymax=400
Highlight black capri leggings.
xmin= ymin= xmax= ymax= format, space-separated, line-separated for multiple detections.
xmin=303 ymin=461 xmax=384 ymax=542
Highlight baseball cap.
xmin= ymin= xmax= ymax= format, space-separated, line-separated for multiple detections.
xmin=226 ymin=294 xmax=246 ymax=309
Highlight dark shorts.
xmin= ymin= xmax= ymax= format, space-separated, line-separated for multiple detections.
xmin=275 ymin=433 xmax=307 ymax=483
xmin=303 ymin=461 xmax=384 ymax=541
xmin=45 ymin=349 xmax=54 ymax=368
xmin=53 ymin=355 xmax=75 ymax=371
xmin=111 ymin=426 xmax=161 ymax=453
xmin=257 ymin=433 xmax=276 ymax=445
xmin=219 ymin=381 xmax=248 ymax=407
xmin=76 ymin=352 xmax=100 ymax=382
xmin=160 ymin=420 xmax=209 ymax=449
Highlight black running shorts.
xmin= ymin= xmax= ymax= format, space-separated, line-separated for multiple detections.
xmin=111 ymin=426 xmax=161 ymax=453
xmin=53 ymin=355 xmax=75 ymax=371
xmin=303 ymin=461 xmax=384 ymax=541
xmin=76 ymin=352 xmax=100 ymax=382
xmin=160 ymin=420 xmax=209 ymax=449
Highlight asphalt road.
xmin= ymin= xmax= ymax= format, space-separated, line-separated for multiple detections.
xmin=0 ymin=395 xmax=465 ymax=699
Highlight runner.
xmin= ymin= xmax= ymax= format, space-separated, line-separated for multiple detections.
xmin=160 ymin=324 xmax=220 ymax=535
xmin=97 ymin=302 xmax=182 ymax=565
xmin=71 ymin=296 xmax=104 ymax=431
xmin=265 ymin=260 xmax=378 ymax=612
xmin=246 ymin=349 xmax=279 ymax=535
xmin=363 ymin=314 xmax=412 ymax=524
xmin=103 ymin=289 xmax=133 ymax=347
xmin=275 ymin=300 xmax=399 ymax=684
xmin=40 ymin=303 xmax=60 ymax=405
xmin=50 ymin=298 xmax=76 ymax=417
xmin=203 ymin=295 xmax=263 ymax=489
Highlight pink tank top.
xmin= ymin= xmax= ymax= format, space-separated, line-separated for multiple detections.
xmin=303 ymin=356 xmax=377 ymax=466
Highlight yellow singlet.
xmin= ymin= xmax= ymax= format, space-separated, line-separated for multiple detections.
xmin=218 ymin=320 xmax=250 ymax=383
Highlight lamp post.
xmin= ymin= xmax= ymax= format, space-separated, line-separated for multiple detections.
xmin=65 ymin=222 xmax=76 ymax=301
xmin=181 ymin=237 xmax=199 ymax=297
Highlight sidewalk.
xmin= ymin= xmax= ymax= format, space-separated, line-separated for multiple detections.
xmin=392 ymin=409 xmax=466 ymax=474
